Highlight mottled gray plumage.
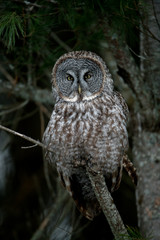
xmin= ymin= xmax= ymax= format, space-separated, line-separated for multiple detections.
xmin=43 ymin=51 xmax=129 ymax=220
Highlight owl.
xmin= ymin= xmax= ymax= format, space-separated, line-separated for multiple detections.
xmin=43 ymin=51 xmax=135 ymax=220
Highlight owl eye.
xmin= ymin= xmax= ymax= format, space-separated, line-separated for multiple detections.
xmin=66 ymin=74 xmax=74 ymax=81
xmin=84 ymin=72 xmax=92 ymax=80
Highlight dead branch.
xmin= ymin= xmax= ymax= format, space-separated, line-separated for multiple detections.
xmin=0 ymin=124 xmax=46 ymax=149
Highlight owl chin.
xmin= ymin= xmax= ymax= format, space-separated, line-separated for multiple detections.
xmin=60 ymin=92 xmax=79 ymax=102
xmin=61 ymin=91 xmax=100 ymax=102
xmin=82 ymin=91 xmax=101 ymax=101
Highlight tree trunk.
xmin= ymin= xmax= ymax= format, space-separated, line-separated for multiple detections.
xmin=133 ymin=132 xmax=160 ymax=239
xmin=133 ymin=0 xmax=160 ymax=238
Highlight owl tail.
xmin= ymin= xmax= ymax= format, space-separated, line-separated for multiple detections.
xmin=74 ymin=197 xmax=101 ymax=221
xmin=123 ymin=154 xmax=138 ymax=186
xmin=70 ymin=176 xmax=102 ymax=220
xmin=59 ymin=172 xmax=101 ymax=220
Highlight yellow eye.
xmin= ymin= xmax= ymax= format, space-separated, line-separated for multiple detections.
xmin=84 ymin=72 xmax=92 ymax=80
xmin=66 ymin=74 xmax=74 ymax=81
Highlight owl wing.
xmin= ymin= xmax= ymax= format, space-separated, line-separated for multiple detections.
xmin=107 ymin=91 xmax=129 ymax=192
xmin=113 ymin=92 xmax=138 ymax=185
xmin=114 ymin=91 xmax=129 ymax=121
xmin=110 ymin=164 xmax=123 ymax=192
xmin=123 ymin=154 xmax=138 ymax=186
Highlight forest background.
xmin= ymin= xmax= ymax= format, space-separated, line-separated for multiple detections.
xmin=0 ymin=0 xmax=160 ymax=239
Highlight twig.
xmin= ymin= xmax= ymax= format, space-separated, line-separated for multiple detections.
xmin=0 ymin=64 xmax=15 ymax=84
xmin=87 ymin=169 xmax=129 ymax=240
xmin=51 ymin=32 xmax=72 ymax=52
xmin=128 ymin=46 xmax=146 ymax=60
xmin=0 ymin=100 xmax=29 ymax=116
xmin=151 ymin=0 xmax=160 ymax=30
xmin=13 ymin=0 xmax=42 ymax=8
xmin=37 ymin=103 xmax=45 ymax=138
xmin=30 ymin=186 xmax=72 ymax=240
xmin=30 ymin=206 xmax=56 ymax=240
xmin=0 ymin=124 xmax=46 ymax=150
xmin=38 ymin=103 xmax=51 ymax=119
xmin=21 ymin=143 xmax=38 ymax=149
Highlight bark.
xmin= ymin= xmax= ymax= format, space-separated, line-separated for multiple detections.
xmin=101 ymin=2 xmax=160 ymax=238
xmin=133 ymin=132 xmax=160 ymax=239
xmin=0 ymin=131 xmax=13 ymax=196
xmin=133 ymin=0 xmax=160 ymax=238
xmin=0 ymin=131 xmax=14 ymax=227
xmin=87 ymin=169 xmax=129 ymax=240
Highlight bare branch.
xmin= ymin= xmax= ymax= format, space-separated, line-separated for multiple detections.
xmin=51 ymin=32 xmax=72 ymax=52
xmin=0 ymin=124 xmax=46 ymax=150
xmin=87 ymin=169 xmax=129 ymax=240
xmin=13 ymin=0 xmax=43 ymax=8
xmin=21 ymin=143 xmax=39 ymax=149
xmin=0 ymin=64 xmax=15 ymax=84
xmin=0 ymin=80 xmax=54 ymax=105
xmin=151 ymin=0 xmax=160 ymax=30
xmin=30 ymin=206 xmax=56 ymax=240
xmin=0 ymin=100 xmax=29 ymax=116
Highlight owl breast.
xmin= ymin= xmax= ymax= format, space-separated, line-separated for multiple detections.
xmin=43 ymin=91 xmax=128 ymax=219
xmin=43 ymin=92 xmax=128 ymax=179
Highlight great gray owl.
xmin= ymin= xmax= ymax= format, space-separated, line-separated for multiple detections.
xmin=43 ymin=51 xmax=136 ymax=220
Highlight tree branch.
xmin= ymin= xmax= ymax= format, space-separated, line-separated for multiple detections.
xmin=51 ymin=32 xmax=72 ymax=52
xmin=0 ymin=80 xmax=54 ymax=105
xmin=0 ymin=64 xmax=15 ymax=84
xmin=0 ymin=124 xmax=46 ymax=150
xmin=87 ymin=169 xmax=129 ymax=240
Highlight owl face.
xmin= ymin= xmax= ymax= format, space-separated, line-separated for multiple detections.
xmin=52 ymin=51 xmax=113 ymax=102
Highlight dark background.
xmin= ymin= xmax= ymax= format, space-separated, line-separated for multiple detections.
xmin=1 ymin=0 xmax=158 ymax=239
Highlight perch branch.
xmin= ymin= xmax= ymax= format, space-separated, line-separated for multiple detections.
xmin=0 ymin=124 xmax=129 ymax=239
xmin=87 ymin=169 xmax=129 ymax=240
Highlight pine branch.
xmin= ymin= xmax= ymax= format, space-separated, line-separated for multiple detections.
xmin=0 ymin=12 xmax=24 ymax=49
xmin=87 ymin=168 xmax=129 ymax=240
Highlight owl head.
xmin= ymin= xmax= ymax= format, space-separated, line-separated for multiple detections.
xmin=52 ymin=51 xmax=113 ymax=102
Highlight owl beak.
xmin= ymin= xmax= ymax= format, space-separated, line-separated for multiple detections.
xmin=78 ymin=85 xmax=82 ymax=94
